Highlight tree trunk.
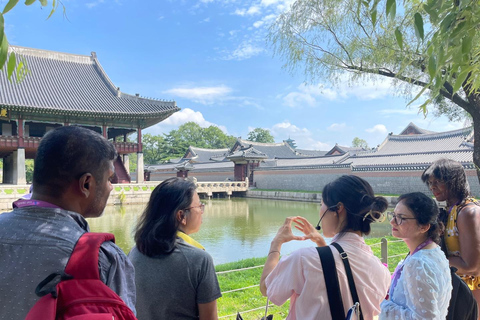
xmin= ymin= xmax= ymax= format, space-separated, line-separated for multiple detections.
xmin=472 ymin=113 xmax=480 ymax=185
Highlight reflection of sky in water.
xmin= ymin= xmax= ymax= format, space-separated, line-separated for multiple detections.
xmin=88 ymin=198 xmax=392 ymax=265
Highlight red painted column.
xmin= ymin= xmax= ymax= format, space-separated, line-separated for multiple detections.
xmin=102 ymin=125 xmax=107 ymax=138
xmin=17 ymin=118 xmax=24 ymax=148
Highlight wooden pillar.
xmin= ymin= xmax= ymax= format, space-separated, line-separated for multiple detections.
xmin=102 ymin=125 xmax=108 ymax=138
xmin=17 ymin=118 xmax=24 ymax=148
xmin=137 ymin=127 xmax=142 ymax=152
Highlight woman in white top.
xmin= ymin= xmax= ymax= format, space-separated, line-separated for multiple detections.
xmin=260 ymin=175 xmax=391 ymax=320
xmin=380 ymin=192 xmax=452 ymax=320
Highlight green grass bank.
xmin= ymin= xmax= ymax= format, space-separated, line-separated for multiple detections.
xmin=215 ymin=236 xmax=408 ymax=319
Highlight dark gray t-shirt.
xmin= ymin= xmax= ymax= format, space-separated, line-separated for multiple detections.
xmin=0 ymin=206 xmax=136 ymax=320
xmin=129 ymin=239 xmax=222 ymax=320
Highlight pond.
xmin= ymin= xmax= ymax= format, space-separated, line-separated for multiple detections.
xmin=88 ymin=197 xmax=393 ymax=265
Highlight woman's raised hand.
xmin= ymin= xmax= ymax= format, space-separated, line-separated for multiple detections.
xmin=272 ymin=216 xmax=306 ymax=245
xmin=293 ymin=216 xmax=327 ymax=247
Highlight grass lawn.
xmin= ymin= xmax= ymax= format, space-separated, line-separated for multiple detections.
xmin=215 ymin=236 xmax=408 ymax=319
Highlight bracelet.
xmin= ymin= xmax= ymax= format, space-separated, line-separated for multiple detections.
xmin=268 ymin=250 xmax=280 ymax=256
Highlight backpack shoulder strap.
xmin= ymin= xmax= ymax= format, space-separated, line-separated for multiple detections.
xmin=65 ymin=232 xmax=115 ymax=280
xmin=331 ymin=242 xmax=364 ymax=320
xmin=316 ymin=246 xmax=346 ymax=320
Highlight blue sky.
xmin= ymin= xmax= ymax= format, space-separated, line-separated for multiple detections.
xmin=4 ymin=0 xmax=465 ymax=150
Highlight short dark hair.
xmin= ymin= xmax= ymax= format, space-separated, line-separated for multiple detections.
xmin=421 ymin=158 xmax=470 ymax=200
xmin=134 ymin=177 xmax=196 ymax=256
xmin=322 ymin=175 xmax=388 ymax=235
xmin=397 ymin=192 xmax=444 ymax=243
xmin=33 ymin=126 xmax=117 ymax=197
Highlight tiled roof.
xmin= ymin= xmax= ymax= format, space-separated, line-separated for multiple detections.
xmin=343 ymin=150 xmax=473 ymax=167
xmin=399 ymin=122 xmax=437 ymax=135
xmin=186 ymin=146 xmax=230 ymax=163
xmin=270 ymin=154 xmax=349 ymax=167
xmin=295 ymin=149 xmax=328 ymax=157
xmin=372 ymin=126 xmax=472 ymax=155
xmin=233 ymin=139 xmax=299 ymax=158
xmin=146 ymin=161 xmax=233 ymax=172
xmin=0 ymin=46 xmax=180 ymax=128
xmin=227 ymin=146 xmax=268 ymax=161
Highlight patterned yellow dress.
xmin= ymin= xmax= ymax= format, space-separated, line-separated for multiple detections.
xmin=444 ymin=198 xmax=480 ymax=290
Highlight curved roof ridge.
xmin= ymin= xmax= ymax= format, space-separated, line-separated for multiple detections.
xmin=353 ymin=149 xmax=472 ymax=158
xmin=389 ymin=126 xmax=472 ymax=140
xmin=10 ymin=45 xmax=92 ymax=64
xmin=238 ymin=138 xmax=285 ymax=147
xmin=190 ymin=146 xmax=230 ymax=152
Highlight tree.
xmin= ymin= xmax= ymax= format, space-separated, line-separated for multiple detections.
xmin=269 ymin=0 xmax=480 ymax=181
xmin=142 ymin=122 xmax=238 ymax=165
xmin=0 ymin=0 xmax=63 ymax=82
xmin=247 ymin=128 xmax=275 ymax=143
xmin=352 ymin=137 xmax=369 ymax=149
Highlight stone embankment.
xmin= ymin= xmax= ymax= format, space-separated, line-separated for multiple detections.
xmin=246 ymin=190 xmax=400 ymax=206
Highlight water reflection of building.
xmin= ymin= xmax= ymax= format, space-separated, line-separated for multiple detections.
xmin=146 ymin=123 xmax=479 ymax=196
xmin=0 ymin=46 xmax=179 ymax=184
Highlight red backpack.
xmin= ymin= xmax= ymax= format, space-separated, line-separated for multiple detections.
xmin=25 ymin=232 xmax=137 ymax=320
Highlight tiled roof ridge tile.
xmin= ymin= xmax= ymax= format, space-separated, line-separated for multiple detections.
xmin=238 ymin=138 xmax=287 ymax=147
xmin=351 ymin=149 xmax=472 ymax=158
xmin=10 ymin=45 xmax=92 ymax=64
xmin=389 ymin=126 xmax=472 ymax=141
xmin=189 ymin=146 xmax=230 ymax=152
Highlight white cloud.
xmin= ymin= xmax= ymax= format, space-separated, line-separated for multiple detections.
xmin=86 ymin=0 xmax=104 ymax=9
xmin=282 ymin=84 xmax=336 ymax=108
xmin=270 ymin=121 xmax=331 ymax=150
xmin=366 ymin=124 xmax=388 ymax=134
xmin=233 ymin=5 xmax=261 ymax=16
xmin=144 ymin=108 xmax=228 ymax=135
xmin=327 ymin=123 xmax=347 ymax=132
xmin=201 ymin=17 xmax=211 ymax=23
xmin=163 ymin=85 xmax=232 ymax=105
xmin=224 ymin=42 xmax=264 ymax=60
xmin=380 ymin=108 xmax=419 ymax=115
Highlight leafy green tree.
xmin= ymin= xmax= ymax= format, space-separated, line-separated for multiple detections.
xmin=142 ymin=122 xmax=238 ymax=165
xmin=142 ymin=133 xmax=168 ymax=165
xmin=269 ymin=0 xmax=480 ymax=180
xmin=0 ymin=0 xmax=63 ymax=82
xmin=247 ymin=128 xmax=275 ymax=143
xmin=203 ymin=126 xmax=237 ymax=149
xmin=351 ymin=137 xmax=369 ymax=149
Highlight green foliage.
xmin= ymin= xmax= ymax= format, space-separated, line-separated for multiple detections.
xmin=0 ymin=0 xmax=63 ymax=81
xmin=351 ymin=137 xmax=369 ymax=149
xmin=246 ymin=128 xmax=275 ymax=143
xmin=143 ymin=122 xmax=237 ymax=165
xmin=25 ymin=159 xmax=33 ymax=183
xmin=269 ymin=0 xmax=480 ymax=179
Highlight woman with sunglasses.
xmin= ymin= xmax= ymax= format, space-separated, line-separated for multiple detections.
xmin=260 ymin=175 xmax=391 ymax=319
xmin=422 ymin=158 xmax=480 ymax=317
xmin=129 ymin=177 xmax=221 ymax=320
xmin=379 ymin=192 xmax=451 ymax=319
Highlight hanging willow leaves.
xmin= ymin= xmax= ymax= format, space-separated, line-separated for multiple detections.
xmin=3 ymin=0 xmax=19 ymax=14
xmin=7 ymin=51 xmax=15 ymax=81
xmin=414 ymin=12 xmax=424 ymax=40
xmin=394 ymin=27 xmax=403 ymax=50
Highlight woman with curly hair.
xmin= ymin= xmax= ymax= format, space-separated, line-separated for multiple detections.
xmin=422 ymin=158 xmax=480 ymax=318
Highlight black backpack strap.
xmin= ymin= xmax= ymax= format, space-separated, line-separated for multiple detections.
xmin=331 ymin=243 xmax=364 ymax=320
xmin=316 ymin=246 xmax=346 ymax=320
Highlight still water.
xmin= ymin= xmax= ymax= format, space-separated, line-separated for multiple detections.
xmin=88 ymin=198 xmax=393 ymax=265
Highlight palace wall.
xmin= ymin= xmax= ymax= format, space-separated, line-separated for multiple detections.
xmin=253 ymin=167 xmax=480 ymax=196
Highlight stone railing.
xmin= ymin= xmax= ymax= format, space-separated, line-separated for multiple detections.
xmin=195 ymin=178 xmax=249 ymax=197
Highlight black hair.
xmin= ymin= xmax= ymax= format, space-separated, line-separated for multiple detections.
xmin=33 ymin=126 xmax=117 ymax=197
xmin=322 ymin=175 xmax=388 ymax=235
xmin=134 ymin=177 xmax=196 ymax=256
xmin=397 ymin=192 xmax=444 ymax=244
xmin=421 ymin=158 xmax=470 ymax=201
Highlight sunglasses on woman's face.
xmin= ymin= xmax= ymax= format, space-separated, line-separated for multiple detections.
xmin=387 ymin=212 xmax=416 ymax=225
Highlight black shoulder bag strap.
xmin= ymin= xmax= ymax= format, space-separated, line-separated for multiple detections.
xmin=331 ymin=242 xmax=364 ymax=320
xmin=316 ymin=246 xmax=346 ymax=320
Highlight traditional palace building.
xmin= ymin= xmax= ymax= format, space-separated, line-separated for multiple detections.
xmin=146 ymin=123 xmax=480 ymax=196
xmin=0 ymin=46 xmax=179 ymax=184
